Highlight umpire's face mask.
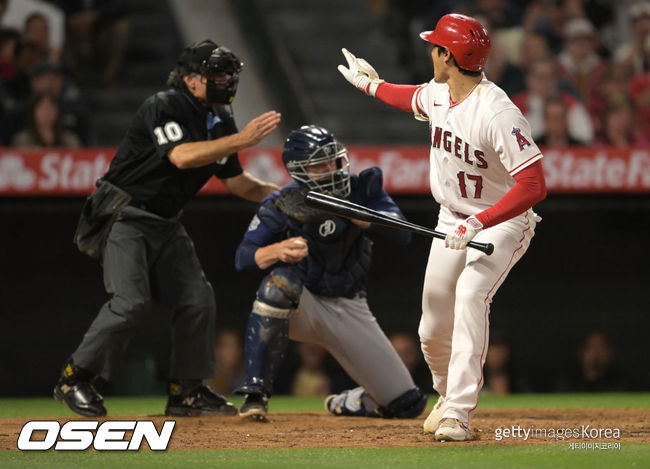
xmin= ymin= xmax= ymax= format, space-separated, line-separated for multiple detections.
xmin=201 ymin=47 xmax=243 ymax=105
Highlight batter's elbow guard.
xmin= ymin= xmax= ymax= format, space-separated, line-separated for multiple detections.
xmin=379 ymin=387 xmax=427 ymax=419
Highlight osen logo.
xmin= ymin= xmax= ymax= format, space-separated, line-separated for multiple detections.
xmin=17 ymin=420 xmax=176 ymax=451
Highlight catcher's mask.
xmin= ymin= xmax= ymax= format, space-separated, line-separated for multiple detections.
xmin=178 ymin=39 xmax=243 ymax=105
xmin=282 ymin=125 xmax=351 ymax=198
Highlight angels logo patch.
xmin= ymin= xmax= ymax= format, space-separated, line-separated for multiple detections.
xmin=511 ymin=127 xmax=531 ymax=151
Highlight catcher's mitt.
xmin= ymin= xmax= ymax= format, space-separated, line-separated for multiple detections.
xmin=275 ymin=188 xmax=329 ymax=224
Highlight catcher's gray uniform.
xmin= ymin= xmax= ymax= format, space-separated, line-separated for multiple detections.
xmin=290 ymin=289 xmax=414 ymax=406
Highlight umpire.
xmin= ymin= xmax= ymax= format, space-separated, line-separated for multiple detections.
xmin=53 ymin=39 xmax=281 ymax=417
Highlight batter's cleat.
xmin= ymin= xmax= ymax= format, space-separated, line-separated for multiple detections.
xmin=53 ymin=362 xmax=106 ymax=417
xmin=434 ymin=418 xmax=470 ymax=442
xmin=165 ymin=384 xmax=237 ymax=417
xmin=423 ymin=395 xmax=445 ymax=433
xmin=239 ymin=393 xmax=268 ymax=421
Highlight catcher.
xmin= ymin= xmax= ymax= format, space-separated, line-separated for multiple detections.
xmin=233 ymin=125 xmax=427 ymax=420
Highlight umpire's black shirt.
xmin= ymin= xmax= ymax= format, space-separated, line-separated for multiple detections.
xmin=103 ymin=88 xmax=243 ymax=217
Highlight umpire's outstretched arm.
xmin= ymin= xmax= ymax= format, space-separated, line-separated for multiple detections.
xmin=168 ymin=110 xmax=281 ymax=169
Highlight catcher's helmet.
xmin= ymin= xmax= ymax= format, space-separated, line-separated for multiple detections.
xmin=177 ymin=39 xmax=243 ymax=104
xmin=420 ymin=14 xmax=491 ymax=72
xmin=282 ymin=125 xmax=351 ymax=198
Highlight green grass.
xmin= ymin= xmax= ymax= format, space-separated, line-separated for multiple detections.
xmin=1 ymin=444 xmax=648 ymax=469
xmin=1 ymin=394 xmax=648 ymax=468
xmin=1 ymin=393 xmax=649 ymax=418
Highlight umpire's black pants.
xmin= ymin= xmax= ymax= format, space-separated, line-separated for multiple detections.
xmin=72 ymin=206 xmax=216 ymax=381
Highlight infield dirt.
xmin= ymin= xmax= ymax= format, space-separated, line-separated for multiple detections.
xmin=1 ymin=408 xmax=648 ymax=450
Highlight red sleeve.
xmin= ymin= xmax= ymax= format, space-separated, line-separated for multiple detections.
xmin=475 ymin=160 xmax=547 ymax=228
xmin=374 ymin=83 xmax=419 ymax=112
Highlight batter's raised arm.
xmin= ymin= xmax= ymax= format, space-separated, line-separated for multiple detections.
xmin=338 ymin=48 xmax=420 ymax=113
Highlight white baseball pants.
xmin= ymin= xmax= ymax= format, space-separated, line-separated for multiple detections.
xmin=419 ymin=205 xmax=537 ymax=424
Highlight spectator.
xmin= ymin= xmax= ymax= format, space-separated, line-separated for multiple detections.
xmin=389 ymin=332 xmax=433 ymax=392
xmin=1 ymin=0 xmax=64 ymax=61
xmin=1 ymin=59 xmax=91 ymax=145
xmin=0 ymin=26 xmax=20 ymax=80
xmin=11 ymin=91 xmax=81 ymax=147
xmin=582 ymin=0 xmax=618 ymax=55
xmin=536 ymin=97 xmax=585 ymax=147
xmin=207 ymin=329 xmax=245 ymax=396
xmin=522 ymin=0 xmax=568 ymax=55
xmin=629 ymin=40 xmax=650 ymax=138
xmin=485 ymin=33 xmax=526 ymax=96
xmin=4 ymin=38 xmax=40 ymax=102
xmin=291 ymin=343 xmax=332 ymax=397
xmin=517 ymin=32 xmax=551 ymax=71
xmin=559 ymin=331 xmax=627 ymax=392
xmin=389 ymin=332 xmax=420 ymax=376
xmin=29 ymin=60 xmax=90 ymax=143
xmin=56 ymin=0 xmax=131 ymax=87
xmin=458 ymin=0 xmax=525 ymax=63
xmin=614 ymin=2 xmax=650 ymax=76
xmin=483 ymin=335 xmax=512 ymax=395
xmin=512 ymin=57 xmax=594 ymax=143
xmin=596 ymin=97 xmax=647 ymax=147
xmin=600 ymin=65 xmax=635 ymax=107
xmin=557 ymin=17 xmax=609 ymax=133
xmin=0 ymin=26 xmax=19 ymax=131
xmin=22 ymin=12 xmax=51 ymax=62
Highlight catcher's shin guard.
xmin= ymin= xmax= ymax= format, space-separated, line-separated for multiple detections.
xmin=238 ymin=267 xmax=302 ymax=395
xmin=378 ymin=387 xmax=428 ymax=419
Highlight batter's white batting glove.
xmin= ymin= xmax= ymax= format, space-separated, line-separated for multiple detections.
xmin=338 ymin=48 xmax=384 ymax=97
xmin=445 ymin=216 xmax=483 ymax=250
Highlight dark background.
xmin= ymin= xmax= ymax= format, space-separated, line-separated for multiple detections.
xmin=1 ymin=193 xmax=648 ymax=396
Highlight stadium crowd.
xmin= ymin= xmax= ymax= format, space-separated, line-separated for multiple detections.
xmin=383 ymin=0 xmax=650 ymax=147
xmin=0 ymin=0 xmax=130 ymax=146
xmin=2 ymin=1 xmax=650 ymax=149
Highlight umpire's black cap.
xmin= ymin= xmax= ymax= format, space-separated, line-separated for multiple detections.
xmin=177 ymin=39 xmax=218 ymax=73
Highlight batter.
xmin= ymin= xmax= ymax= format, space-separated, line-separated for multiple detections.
xmin=338 ymin=14 xmax=547 ymax=441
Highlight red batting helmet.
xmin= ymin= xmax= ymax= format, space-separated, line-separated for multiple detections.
xmin=420 ymin=14 xmax=491 ymax=72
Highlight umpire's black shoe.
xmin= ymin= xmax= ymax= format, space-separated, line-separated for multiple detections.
xmin=239 ymin=393 xmax=268 ymax=421
xmin=165 ymin=382 xmax=237 ymax=417
xmin=53 ymin=361 xmax=106 ymax=417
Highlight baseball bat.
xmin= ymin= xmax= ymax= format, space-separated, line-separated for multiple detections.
xmin=304 ymin=191 xmax=494 ymax=256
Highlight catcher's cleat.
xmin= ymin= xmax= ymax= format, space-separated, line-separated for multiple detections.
xmin=239 ymin=393 xmax=269 ymax=421
xmin=423 ymin=395 xmax=445 ymax=433
xmin=325 ymin=387 xmax=380 ymax=417
xmin=53 ymin=362 xmax=106 ymax=417
xmin=434 ymin=418 xmax=470 ymax=442
xmin=165 ymin=383 xmax=237 ymax=417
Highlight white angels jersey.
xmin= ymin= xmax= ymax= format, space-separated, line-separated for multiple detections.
xmin=411 ymin=76 xmax=543 ymax=216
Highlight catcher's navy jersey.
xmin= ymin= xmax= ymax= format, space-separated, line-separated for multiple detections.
xmin=235 ymin=168 xmax=410 ymax=297
xmin=103 ymin=88 xmax=243 ymax=217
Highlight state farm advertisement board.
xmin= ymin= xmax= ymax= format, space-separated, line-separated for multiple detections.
xmin=0 ymin=146 xmax=649 ymax=195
